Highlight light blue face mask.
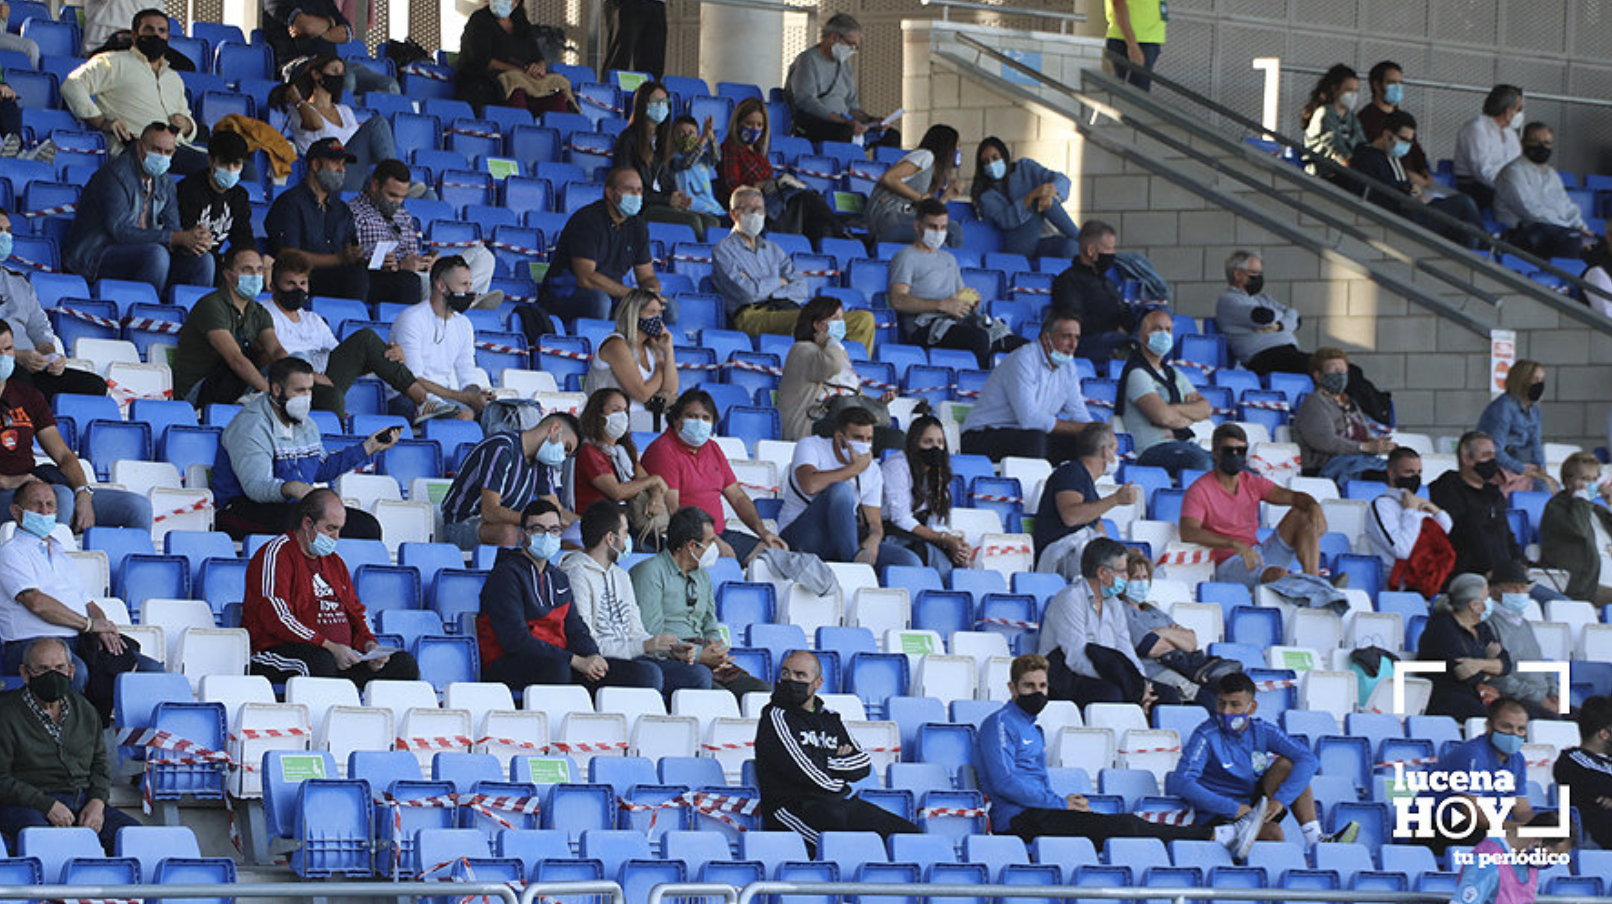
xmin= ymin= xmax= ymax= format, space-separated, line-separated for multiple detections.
xmin=984 ymin=159 xmax=1006 ymax=180
xmin=537 ymin=438 xmax=567 ymax=468
xmin=143 ymin=151 xmax=171 ymax=179
xmin=646 ymin=102 xmax=670 ymax=124
xmin=0 ymin=232 xmax=15 ymax=262
xmin=679 ymin=418 xmax=713 ymax=447
xmin=825 ymin=319 xmax=847 ymax=342
xmin=19 ymin=509 xmax=54 ymax=539
xmin=1391 ymin=140 xmax=1412 ymax=159
xmin=1126 ymin=579 xmax=1150 ymax=602
xmin=1102 ymin=574 xmax=1128 ymax=599
xmin=213 ymin=166 xmax=241 ymax=190
xmin=1490 ymin=730 xmax=1524 ymax=757
xmin=0 ymin=354 xmax=15 ymax=382
xmin=236 ymin=273 xmax=263 ymax=298
xmin=528 ymin=532 xmax=561 ymax=561
xmin=311 ymin=531 xmax=338 ymax=558
xmin=1146 ymin=330 xmax=1173 ymax=357
xmin=617 ymin=192 xmax=643 ymax=217
xmin=1500 ymin=592 xmax=1529 ymax=613
xmin=1383 ymin=83 xmax=1404 ymax=106
xmin=1048 ymin=349 xmax=1074 ymax=368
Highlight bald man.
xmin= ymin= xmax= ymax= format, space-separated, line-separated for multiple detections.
xmin=754 ymin=650 xmax=918 ymax=853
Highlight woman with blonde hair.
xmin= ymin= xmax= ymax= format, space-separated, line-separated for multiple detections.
xmin=1476 ymin=359 xmax=1556 ymax=494
xmin=584 ymin=288 xmax=678 ymax=417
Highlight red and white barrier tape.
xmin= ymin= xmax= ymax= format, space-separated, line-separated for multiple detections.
xmin=395 ymin=735 xmax=474 ymax=751
xmin=976 ymin=616 xmax=1040 ymax=630
xmin=151 ymin=497 xmax=211 ymax=524
xmin=1156 ymin=548 xmax=1214 ymax=566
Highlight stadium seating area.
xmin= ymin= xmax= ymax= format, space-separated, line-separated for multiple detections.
xmin=0 ymin=6 xmax=1608 ymax=903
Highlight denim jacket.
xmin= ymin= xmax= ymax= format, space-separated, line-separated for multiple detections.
xmin=64 ymin=152 xmax=179 ymax=280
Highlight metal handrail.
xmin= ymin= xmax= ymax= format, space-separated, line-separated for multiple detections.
xmin=1095 ymin=48 xmax=1612 ymax=312
xmin=729 ymin=882 xmax=1602 ymax=904
xmin=647 ymin=882 xmax=741 ymax=904
xmin=1282 ymin=62 xmax=1612 ymax=110
xmin=679 ymin=0 xmax=819 ymax=11
xmin=920 ymin=0 xmax=1088 ymax=26
xmin=0 ymin=881 xmax=527 ymax=904
xmin=519 ymin=880 xmax=625 ymax=904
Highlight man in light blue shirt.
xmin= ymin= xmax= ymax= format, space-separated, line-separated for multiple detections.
xmin=959 ymin=309 xmax=1093 ymax=463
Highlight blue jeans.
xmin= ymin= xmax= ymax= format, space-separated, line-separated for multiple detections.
xmin=1105 ymin=38 xmax=1161 ymax=92
xmin=0 ymin=789 xmax=139 ymax=853
xmin=1317 ymin=453 xmax=1386 ymax=485
xmin=1135 ymin=440 xmax=1213 ymax=477
xmin=2 ymin=637 xmax=163 ymax=694
xmin=345 ymin=64 xmax=401 ymax=99
xmin=97 ymin=243 xmax=215 ymax=295
xmin=542 ymin=288 xmax=614 ymax=323
xmin=650 ymin=658 xmax=713 ymax=696
xmin=999 ymin=202 xmax=1081 ymax=260
xmin=0 ymin=485 xmax=153 ymax=530
xmin=779 ymin=483 xmax=922 ymax=567
xmin=342 ymin=114 xmax=398 ymax=194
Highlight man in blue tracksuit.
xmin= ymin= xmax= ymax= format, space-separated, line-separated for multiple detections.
xmin=975 ymin=653 xmax=1263 ymax=858
xmin=1168 ymin=672 xmax=1357 ymax=848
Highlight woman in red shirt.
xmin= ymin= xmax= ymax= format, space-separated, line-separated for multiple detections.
xmin=718 ymin=98 xmax=847 ymax=245
xmin=574 ymin=387 xmax=670 ymax=548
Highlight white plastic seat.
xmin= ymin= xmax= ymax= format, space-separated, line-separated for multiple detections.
xmin=1394 ymin=433 xmax=1434 ymax=456
xmin=397 ymin=707 xmax=473 ymax=773
xmin=981 ymin=656 xmax=1013 ymax=701
xmin=531 ymin=390 xmax=585 ymax=414
xmin=1248 ymin=441 xmax=1297 ymax=486
xmin=1084 ymin=703 xmax=1147 ymax=735
xmin=176 ymin=627 xmax=249 ymax=689
xmin=1166 ymin=602 xmax=1223 ymax=646
xmin=595 ymin=687 xmax=667 ymax=724
xmin=670 ymin=689 xmax=741 ymax=734
xmin=287 ymin=675 xmax=361 ymax=741
xmin=148 ymin=487 xmax=214 ymax=545
xmin=554 ymin=712 xmax=629 ymax=769
xmin=916 ymin=654 xmax=977 ymax=701
xmin=949 ymin=508 xmax=1005 ymax=550
xmin=1532 ymin=622 xmax=1572 ymax=662
xmin=110 ymin=460 xmax=181 ymax=497
xmin=1300 ymin=670 xmax=1357 ymax=720
xmin=973 ymin=532 xmax=1033 ymax=578
xmin=1522 ymin=743 xmax=1555 ymax=793
xmin=845 ymin=720 xmax=900 ymax=776
xmin=1545 ymin=600 xmax=1597 ymax=649
xmin=740 ymin=692 xmax=770 ymax=719
xmin=1052 ymin=726 xmax=1115 ymax=771
xmin=1582 ymin=623 xmax=1612 ymax=661
xmin=1465 ymin=717 xmax=1489 ymax=740
xmin=522 ymin=683 xmax=594 ymax=723
xmin=949 ymin=631 xmax=1010 ymax=675
xmin=849 ymin=588 xmax=911 ymax=637
xmin=1127 ymin=521 xmax=1179 ymax=560
xmin=1119 ymin=728 xmax=1181 ymax=786
xmin=1528 ymin=719 xmax=1582 ymax=755
xmin=885 ymin=628 xmax=946 ymax=663
xmin=1420 ymin=454 xmax=1457 ymax=484
xmin=335 ymin=473 xmax=403 ymax=512
xmin=1286 ymin=476 xmax=1339 ymax=502
xmin=728 ymin=459 xmax=779 ymax=499
xmin=817 ymin=693 xmax=867 ymax=722
xmin=1362 ymin=675 xmax=1430 ymax=717
xmin=230 ymin=702 xmax=310 ymax=798
xmin=374 ymin=500 xmax=434 ymax=552
xmin=141 ymin=598 xmax=216 ymax=667
xmin=1036 ymin=700 xmax=1083 ymax=735
xmin=118 ymin=625 xmax=164 ymax=665
xmin=365 ymin=680 xmax=441 ymax=725
xmin=198 ymin=674 xmax=276 ymax=726
xmin=1000 ymin=457 xmax=1053 ymax=512
xmin=704 ymin=717 xmax=758 ymax=782
xmin=69 ymin=550 xmax=110 ymax=596
xmin=75 ymin=338 xmax=141 ymax=375
xmin=1320 ymin=500 xmax=1368 ymax=550
xmin=753 ymin=440 xmax=797 ymax=483
xmin=476 ymin=709 xmax=549 ymax=771
xmin=444 ymin=682 xmax=517 ymax=728
xmin=777 ymin=581 xmax=841 ymax=637
xmin=499 ymin=368 xmax=558 ymax=397
xmin=104 ymin=361 xmax=172 ymax=414
xmin=629 ymin=714 xmax=698 ymax=759
xmin=1345 ymin=611 xmax=1404 ymax=654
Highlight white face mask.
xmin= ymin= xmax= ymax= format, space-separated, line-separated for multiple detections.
xmin=284 ymin=394 xmax=312 ymax=421
xmin=1103 ymin=451 xmax=1119 ymax=477
xmin=1338 ymin=90 xmax=1359 ymax=111
xmin=739 ymin=212 xmax=766 ymax=237
xmin=831 ymin=41 xmax=856 ymax=63
xmin=698 ymin=542 xmax=720 ymax=569
xmin=1511 ymin=109 xmax=1526 ymax=130
xmin=921 ymin=229 xmax=947 ymax=251
xmin=847 ymin=439 xmax=873 ymax=457
xmin=603 ymin=410 xmax=629 ymax=440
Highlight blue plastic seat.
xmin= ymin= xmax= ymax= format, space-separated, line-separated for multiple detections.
xmin=1227 ymin=605 xmax=1283 ymax=648
xmin=1098 ymin=768 xmax=1159 ymax=810
xmin=115 ymin=825 xmax=201 ymax=879
xmin=353 ymin=563 xmax=422 ymax=613
xmin=64 ymin=859 xmax=141 ymax=892
xmin=1316 ymin=735 xmax=1373 ymax=790
xmin=431 ymin=569 xmax=488 ymax=630
xmin=151 ymin=857 xmax=236 ymax=904
xmin=80 ymin=419 xmax=152 ymax=480
xmin=412 ymin=634 xmax=479 ymax=690
xmin=658 ymin=757 xmax=724 ymax=789
xmin=738 ymin=831 xmax=808 ymax=880
xmin=720 ymin=406 xmax=780 ymax=450
xmin=213 ymin=41 xmax=271 ymax=82
xmin=18 ymin=826 xmax=100 ymax=883
xmin=888 ymin=696 xmax=947 ymax=752
xmin=495 ymin=827 xmax=572 ymax=876
xmin=845 ymin=652 xmax=909 ymax=719
xmin=578 ymin=828 xmax=653 ymax=880
xmin=145 ymin=701 xmax=227 ymax=806
xmin=716 ymin=582 xmax=775 ymax=635
xmin=913 ymin=723 xmax=976 ymax=787
xmin=541 ymin=783 xmax=614 ymax=840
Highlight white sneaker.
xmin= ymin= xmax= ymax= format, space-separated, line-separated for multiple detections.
xmin=471 ymin=290 xmax=504 ymax=310
xmin=413 ymin=399 xmax=463 ymax=424
xmin=1225 ymin=798 xmax=1266 ymax=862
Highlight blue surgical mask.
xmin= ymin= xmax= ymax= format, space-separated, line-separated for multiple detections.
xmin=236 ymin=273 xmax=263 ymax=298
xmin=19 ymin=509 xmax=54 ymax=539
xmin=1125 ymin=579 xmax=1150 ymax=602
xmin=311 ymin=531 xmax=338 ymax=558
xmin=213 ymin=166 xmax=241 ymax=190
xmin=1383 ymin=83 xmax=1404 ymax=106
xmin=1391 ymin=140 xmax=1412 ymax=159
xmin=826 ymin=320 xmax=847 ymax=342
xmin=1102 ymin=575 xmax=1127 ymax=600
xmin=1500 ymin=592 xmax=1529 ymax=613
xmin=528 ymin=532 xmax=561 ymax=561
xmin=678 ymin=418 xmax=712 ymax=447
xmin=984 ymin=159 xmax=1006 ymax=180
xmin=1218 ymin=712 xmax=1250 ymax=734
xmin=1490 ymin=730 xmax=1524 ymax=757
xmin=142 ymin=151 xmax=171 ymax=178
xmin=1048 ymin=349 xmax=1074 ymax=368
xmin=646 ymin=102 xmax=670 ymax=124
xmin=617 ymin=192 xmax=643 ymax=217
xmin=1145 ymin=330 xmax=1173 ymax=357
xmin=490 ymin=0 xmax=515 ymax=16
xmin=0 ymin=354 xmax=15 ymax=382
xmin=739 ymin=127 xmax=763 ymax=145
xmin=0 ymin=232 xmax=14 ymax=262
xmin=537 ymin=438 xmax=567 ymax=468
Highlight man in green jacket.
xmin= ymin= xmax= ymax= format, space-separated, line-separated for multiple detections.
xmin=0 ymin=637 xmax=137 ymax=849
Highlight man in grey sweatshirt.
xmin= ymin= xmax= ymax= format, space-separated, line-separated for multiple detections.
xmin=784 ymin=13 xmax=901 ymax=148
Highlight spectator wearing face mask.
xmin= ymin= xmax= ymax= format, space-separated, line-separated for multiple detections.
xmin=783 ymin=14 xmax=901 ymax=148
xmin=1050 ymin=221 xmax=1136 ymax=362
xmin=175 ymin=130 xmax=253 ymax=269
xmin=583 ymin=289 xmax=678 ymax=418
xmin=1358 ymin=61 xmax=1437 ymax=195
xmin=665 ymin=114 xmax=723 ymax=240
xmin=1538 ymin=451 xmax=1612 ymax=603
xmin=959 ymin=309 xmax=1091 ymax=464
xmin=62 ymin=10 xmax=205 ymax=175
xmin=889 ymin=199 xmax=1023 ymax=369
xmin=534 ymin=168 xmax=661 ymax=328
xmin=1430 ymin=432 xmax=1538 ymax=592
xmin=388 ymin=256 xmax=496 ymax=423
xmin=439 ymin=414 xmax=582 ymax=550
xmin=881 ymin=415 xmax=971 ymax=577
xmin=969 ymin=138 xmax=1079 ymax=259
xmin=455 ymin=0 xmax=574 ymax=114
xmin=349 ymin=159 xmax=432 ymax=308
xmin=1292 ymin=347 xmax=1394 ymax=485
xmin=613 ymin=83 xmax=710 ymax=240
xmin=1031 ymin=423 xmax=1139 ymax=576
xmin=1454 ymin=84 xmax=1525 ymax=210
xmin=273 ymin=58 xmax=407 ymax=195
xmin=573 ymin=388 xmax=667 ymax=544
xmin=1475 ymin=360 xmax=1556 ymax=495
xmin=1364 ymin=446 xmax=1452 ymax=576
xmin=170 ymin=246 xmax=285 ymax=409
xmin=1115 ymin=308 xmax=1214 ymax=476
xmin=778 ymin=297 xmax=899 ymax=448
xmin=1482 ymin=560 xmax=1561 ymax=721
xmin=1351 ymin=110 xmax=1487 ymax=248
xmin=1419 ymin=574 xmax=1516 ymax=722
xmin=1424 ymin=692 xmax=1537 ymax=845
xmin=1039 ymin=537 xmax=1178 ymax=709
xmin=776 ymin=406 xmax=920 ymax=569
xmin=263 ymin=138 xmax=367 ymax=301
xmin=1494 ymin=122 xmax=1596 ymax=258
xmin=1299 ymin=64 xmax=1365 ymax=172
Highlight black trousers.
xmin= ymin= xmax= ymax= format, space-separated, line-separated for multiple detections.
xmin=603 ymin=0 xmax=667 ymax=78
xmin=12 ymin=365 xmax=108 ymax=402
xmin=250 ymin=642 xmax=420 ymax=687
xmin=1455 ymin=178 xmax=1495 ymax=210
xmin=483 ymin=652 xmax=665 ymax=694
xmin=791 ymin=112 xmax=902 ymax=149
xmin=217 ymin=498 xmax=382 ymax=541
xmin=310 ymin=265 xmax=369 ymax=303
xmin=1007 ymin=806 xmax=1208 ymax=845
xmin=366 ymin=267 xmax=423 ymax=307
xmin=961 ymin=427 xmax=1082 ymax=465
xmin=764 ymin=795 xmax=920 ymax=856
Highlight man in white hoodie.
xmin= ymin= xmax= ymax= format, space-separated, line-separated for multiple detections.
xmin=560 ymin=501 xmax=713 ymax=697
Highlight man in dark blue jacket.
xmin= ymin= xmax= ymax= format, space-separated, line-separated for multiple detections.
xmin=64 ymin=121 xmax=215 ymax=294
xmin=1168 ymin=672 xmax=1357 ymax=848
xmin=976 ymin=653 xmax=1262 ymax=857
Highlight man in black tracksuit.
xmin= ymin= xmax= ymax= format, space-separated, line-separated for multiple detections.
xmin=755 ymin=650 xmax=919 ymax=852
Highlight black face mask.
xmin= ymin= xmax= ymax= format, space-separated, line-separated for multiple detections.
xmin=1473 ymin=458 xmax=1502 ymax=481
xmin=1245 ymin=274 xmax=1265 ymax=295
xmin=1522 ymin=145 xmax=1552 ymax=165
xmin=27 ymin=670 xmax=70 ymax=703
xmin=1393 ymin=474 xmax=1421 ymax=494
xmin=917 ymin=446 xmax=946 ymax=469
xmin=1094 ymin=252 xmax=1116 ymax=274
xmin=1527 ymin=382 xmax=1545 ymax=402
xmin=771 ymin=679 xmax=811 ymax=709
xmin=446 ymin=291 xmax=476 ymax=313
xmin=274 ymin=288 xmax=309 ymax=311
xmin=1217 ymin=450 xmax=1246 ymax=476
xmin=135 ymin=35 xmax=168 ymax=61
xmin=320 ymin=74 xmax=345 ymax=104
xmin=1016 ymin=691 xmax=1048 ymax=716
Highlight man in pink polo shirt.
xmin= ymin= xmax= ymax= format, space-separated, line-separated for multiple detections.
xmin=1179 ymin=423 xmax=1329 ymax=586
xmin=641 ymin=388 xmax=788 ymax=565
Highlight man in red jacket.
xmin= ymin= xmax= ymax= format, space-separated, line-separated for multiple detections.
xmin=243 ymin=488 xmax=418 ymax=685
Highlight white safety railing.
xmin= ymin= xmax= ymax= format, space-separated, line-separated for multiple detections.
xmin=919 ymin=0 xmax=1087 ymax=34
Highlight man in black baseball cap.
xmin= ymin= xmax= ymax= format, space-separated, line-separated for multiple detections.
xmin=264 ymin=137 xmax=368 ymax=300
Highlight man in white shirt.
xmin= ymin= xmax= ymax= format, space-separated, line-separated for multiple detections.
xmin=388 ymin=256 xmax=495 ymax=422
xmin=0 ymin=481 xmax=159 ymax=712
xmin=1452 ymin=84 xmax=1524 ymax=209
xmin=267 ymin=251 xmax=485 ymax=421
xmin=777 ymin=406 xmax=921 ymax=568
xmin=1365 ymin=446 xmax=1452 ymax=569
xmin=1493 ymin=122 xmax=1594 ymax=258
xmin=1038 ymin=536 xmax=1167 ymax=706
xmin=62 ymin=9 xmax=205 ymax=176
